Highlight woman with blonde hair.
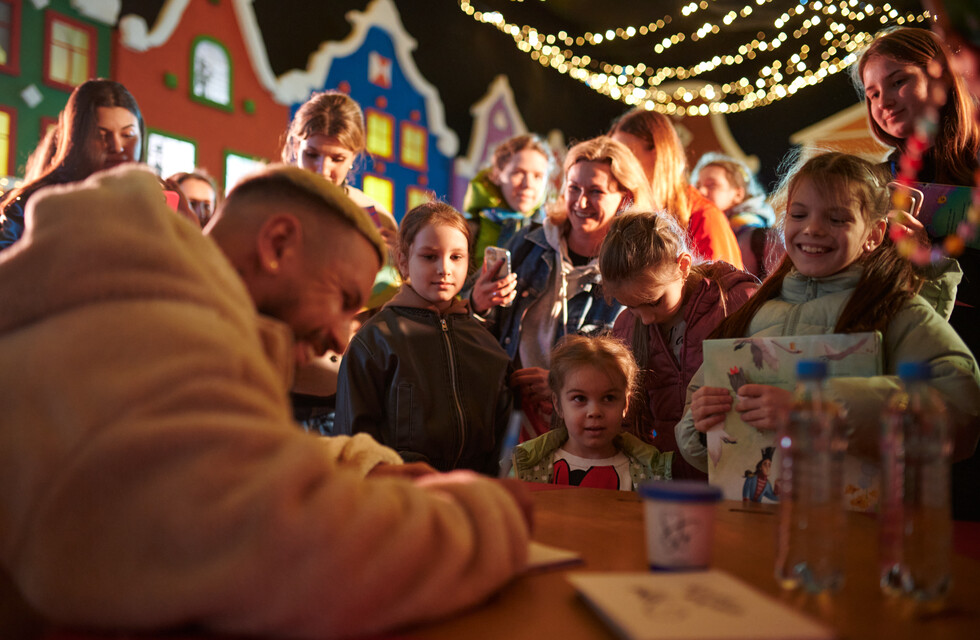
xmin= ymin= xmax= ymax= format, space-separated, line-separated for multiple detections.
xmin=609 ymin=109 xmax=743 ymax=268
xmin=471 ymin=136 xmax=653 ymax=439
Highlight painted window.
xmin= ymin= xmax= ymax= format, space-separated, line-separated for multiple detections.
xmin=400 ymin=122 xmax=427 ymax=170
xmin=365 ymin=109 xmax=393 ymax=160
xmin=191 ymin=37 xmax=232 ymax=109
xmin=406 ymin=186 xmax=433 ymax=212
xmin=362 ymin=175 xmax=393 ymax=215
xmin=146 ymin=131 xmax=197 ymax=179
xmin=0 ymin=105 xmax=13 ymax=176
xmin=224 ymin=151 xmax=264 ymax=195
xmin=45 ymin=12 xmax=95 ymax=89
xmin=0 ymin=0 xmax=20 ymax=75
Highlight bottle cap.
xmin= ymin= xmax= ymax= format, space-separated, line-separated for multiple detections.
xmin=796 ymin=359 xmax=827 ymax=380
xmin=897 ymin=361 xmax=932 ymax=381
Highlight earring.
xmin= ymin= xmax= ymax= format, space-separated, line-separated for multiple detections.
xmin=268 ymin=260 xmax=279 ymax=271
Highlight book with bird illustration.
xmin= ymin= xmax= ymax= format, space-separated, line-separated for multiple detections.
xmin=702 ymin=333 xmax=882 ymax=510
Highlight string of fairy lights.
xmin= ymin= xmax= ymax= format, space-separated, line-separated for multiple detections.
xmin=458 ymin=0 xmax=931 ymax=115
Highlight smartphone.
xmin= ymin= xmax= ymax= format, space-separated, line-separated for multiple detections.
xmin=163 ymin=190 xmax=181 ymax=212
xmin=484 ymin=246 xmax=512 ymax=279
xmin=484 ymin=246 xmax=513 ymax=308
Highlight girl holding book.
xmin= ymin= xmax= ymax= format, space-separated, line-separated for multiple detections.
xmin=675 ymin=152 xmax=979 ymax=473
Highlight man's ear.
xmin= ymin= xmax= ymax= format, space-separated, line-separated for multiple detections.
xmin=256 ymin=214 xmax=302 ymax=275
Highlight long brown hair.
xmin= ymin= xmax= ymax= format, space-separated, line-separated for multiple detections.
xmin=855 ymin=27 xmax=980 ymax=185
xmin=712 ymin=152 xmax=921 ymax=339
xmin=1 ymin=80 xmax=144 ymax=211
xmin=609 ymin=109 xmax=692 ymax=227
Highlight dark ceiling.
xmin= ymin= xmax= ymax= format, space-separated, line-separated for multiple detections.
xmin=121 ymin=0 xmax=926 ymax=190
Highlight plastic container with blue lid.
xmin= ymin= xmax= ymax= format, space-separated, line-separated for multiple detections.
xmin=638 ymin=480 xmax=723 ymax=503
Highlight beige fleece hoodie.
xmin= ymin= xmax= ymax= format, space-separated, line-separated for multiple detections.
xmin=0 ymin=166 xmax=529 ymax=638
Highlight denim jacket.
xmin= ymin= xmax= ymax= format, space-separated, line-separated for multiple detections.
xmin=486 ymin=221 xmax=623 ymax=362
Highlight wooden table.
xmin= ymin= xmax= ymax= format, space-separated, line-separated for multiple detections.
xmin=401 ymin=485 xmax=980 ymax=640
xmin=33 ymin=484 xmax=980 ymax=639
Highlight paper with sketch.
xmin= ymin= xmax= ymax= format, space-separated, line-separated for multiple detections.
xmin=568 ymin=570 xmax=834 ymax=640
xmin=525 ymin=541 xmax=583 ymax=572
xmin=702 ymin=333 xmax=882 ymax=511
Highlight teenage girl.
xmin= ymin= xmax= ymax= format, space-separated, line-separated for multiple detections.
xmin=856 ymin=27 xmax=980 ymax=353
xmin=609 ymin=109 xmax=743 ymax=269
xmin=598 ymin=211 xmax=758 ymax=481
xmin=513 ymin=334 xmax=672 ymax=490
xmin=691 ymin=153 xmax=776 ymax=278
xmin=336 ymin=202 xmax=512 ymax=474
xmin=280 ymin=90 xmax=399 ymax=246
xmin=674 ymin=152 xmax=980 ymax=473
xmin=1 ymin=79 xmax=145 ymax=250
xmin=463 ymin=133 xmax=554 ymax=268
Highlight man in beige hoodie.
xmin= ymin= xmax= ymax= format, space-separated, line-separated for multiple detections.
xmin=0 ymin=165 xmax=530 ymax=639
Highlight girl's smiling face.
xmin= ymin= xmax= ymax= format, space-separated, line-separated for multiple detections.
xmin=783 ymin=177 xmax=885 ymax=278
xmin=554 ymin=364 xmax=628 ymax=459
xmin=399 ymin=223 xmax=469 ymax=311
xmin=862 ymin=54 xmax=933 ymax=141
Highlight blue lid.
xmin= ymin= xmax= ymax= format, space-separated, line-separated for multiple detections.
xmin=638 ymin=480 xmax=723 ymax=503
xmin=897 ymin=361 xmax=932 ymax=381
xmin=796 ymin=360 xmax=827 ymax=380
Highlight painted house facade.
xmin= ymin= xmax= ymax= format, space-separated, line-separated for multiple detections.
xmin=114 ymin=0 xmax=290 ymax=191
xmin=0 ymin=0 xmax=114 ymax=186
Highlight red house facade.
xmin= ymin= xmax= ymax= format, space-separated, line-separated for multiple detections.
xmin=113 ymin=0 xmax=289 ymax=191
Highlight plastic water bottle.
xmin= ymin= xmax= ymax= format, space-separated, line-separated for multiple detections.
xmin=879 ymin=361 xmax=952 ymax=600
xmin=774 ymin=360 xmax=846 ymax=593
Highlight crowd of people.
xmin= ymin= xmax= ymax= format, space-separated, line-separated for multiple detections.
xmin=1 ymin=21 xmax=979 ymax=640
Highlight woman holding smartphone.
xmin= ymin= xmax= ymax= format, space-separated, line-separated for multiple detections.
xmin=470 ymin=136 xmax=654 ymax=438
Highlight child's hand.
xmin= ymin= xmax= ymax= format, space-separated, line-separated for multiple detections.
xmin=734 ymin=384 xmax=793 ymax=431
xmin=367 ymin=461 xmax=439 ymax=479
xmin=511 ymin=367 xmax=550 ymax=405
xmin=471 ymin=259 xmax=517 ymax=313
xmin=691 ymin=387 xmax=733 ymax=433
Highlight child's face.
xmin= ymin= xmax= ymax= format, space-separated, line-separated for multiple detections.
xmin=607 ymin=256 xmax=691 ymax=327
xmin=696 ymin=166 xmax=745 ymax=213
xmin=297 ymin=134 xmax=356 ymax=186
xmin=784 ymin=177 xmax=884 ymax=278
xmin=493 ymin=149 xmax=549 ymax=214
xmin=399 ymin=223 xmax=469 ymax=311
xmin=554 ymin=364 xmax=628 ymax=459
xmin=862 ymin=54 xmax=933 ymax=141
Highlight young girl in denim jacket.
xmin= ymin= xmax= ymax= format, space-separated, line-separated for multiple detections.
xmin=336 ymin=202 xmax=512 ymax=474
xmin=514 ymin=334 xmax=672 ymax=490
xmin=675 ymin=152 xmax=979 ymax=472
xmin=599 ymin=211 xmax=758 ymax=481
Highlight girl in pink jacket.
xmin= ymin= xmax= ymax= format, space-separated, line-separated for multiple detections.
xmin=599 ymin=211 xmax=758 ymax=480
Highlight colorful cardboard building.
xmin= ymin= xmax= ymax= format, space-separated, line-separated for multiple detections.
xmin=0 ymin=0 xmax=115 ymax=186
xmin=452 ymin=75 xmax=528 ymax=207
xmin=114 ymin=0 xmax=290 ymax=191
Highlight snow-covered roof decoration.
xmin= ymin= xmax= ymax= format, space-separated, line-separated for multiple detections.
xmin=118 ymin=0 xmax=288 ymax=104
xmin=70 ymin=0 xmax=121 ymax=25
xmin=455 ymin=75 xmax=526 ymax=178
xmin=276 ymin=0 xmax=458 ymax=156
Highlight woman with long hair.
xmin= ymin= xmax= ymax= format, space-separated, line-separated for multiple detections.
xmin=1 ymin=79 xmax=145 ymax=250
